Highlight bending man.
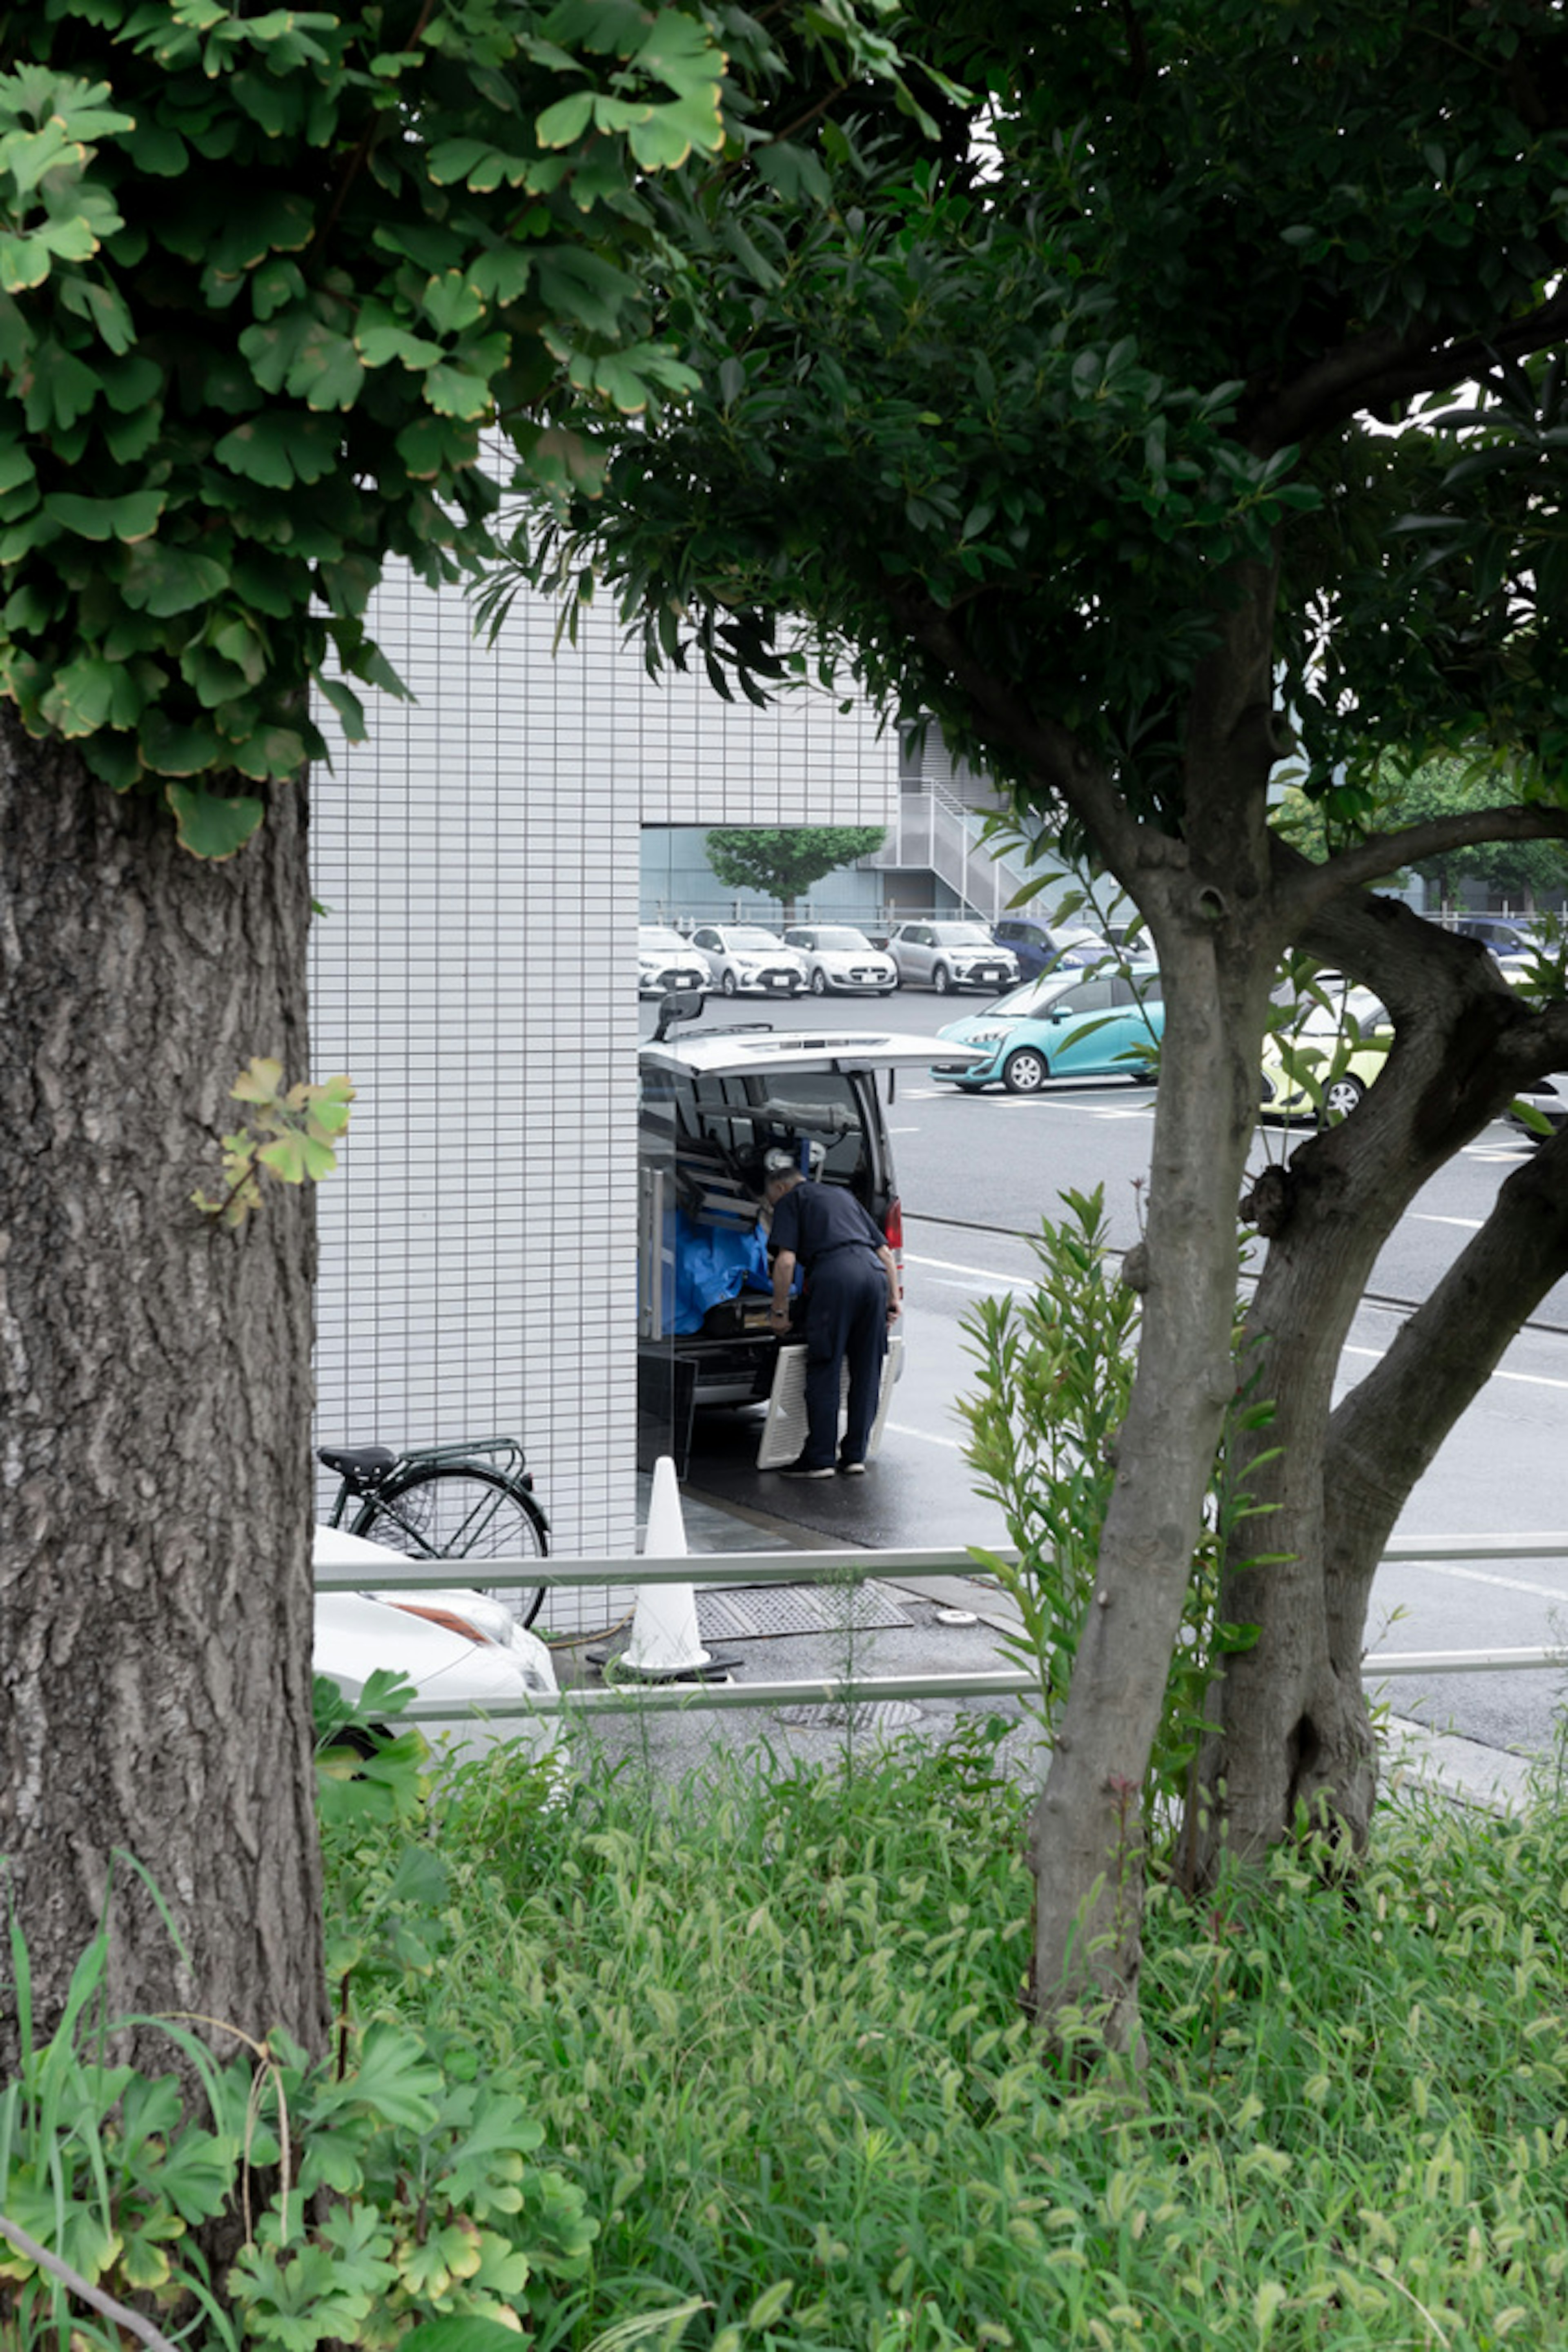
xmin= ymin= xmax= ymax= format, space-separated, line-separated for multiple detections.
xmin=762 ymin=1147 xmax=902 ymax=1477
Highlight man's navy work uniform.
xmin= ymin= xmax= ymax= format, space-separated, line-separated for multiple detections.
xmin=768 ymin=1180 xmax=891 ymax=1470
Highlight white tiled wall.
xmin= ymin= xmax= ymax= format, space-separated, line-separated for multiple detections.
xmin=311 ymin=572 xmax=896 ymax=1587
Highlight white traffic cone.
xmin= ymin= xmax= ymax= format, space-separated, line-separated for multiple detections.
xmin=621 ymin=1455 xmax=715 ymax=1679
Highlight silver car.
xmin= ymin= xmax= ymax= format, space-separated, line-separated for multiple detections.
xmin=638 ymin=924 xmax=710 ymax=998
xmin=887 ymin=920 xmax=1019 ymax=996
xmin=689 ymin=923 xmax=808 ymax=998
xmin=782 ymin=924 xmax=899 ymax=996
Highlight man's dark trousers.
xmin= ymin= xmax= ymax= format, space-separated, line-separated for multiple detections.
xmin=801 ymin=1247 xmax=888 ymax=1469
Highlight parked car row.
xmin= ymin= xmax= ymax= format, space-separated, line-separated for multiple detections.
xmin=637 ymin=914 xmax=1126 ymax=997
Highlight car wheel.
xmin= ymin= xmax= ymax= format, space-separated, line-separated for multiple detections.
xmin=721 ymin=969 xmax=738 ymax=997
xmin=810 ymin=968 xmax=828 ymax=996
xmin=933 ymin=964 xmax=953 ymax=995
xmin=1322 ymin=1073 xmax=1365 ymax=1120
xmin=1002 ymin=1046 xmax=1049 ymax=1095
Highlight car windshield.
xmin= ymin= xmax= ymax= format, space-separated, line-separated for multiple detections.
xmin=988 ymin=972 xmax=1080 ymax=1017
xmin=1286 ymin=986 xmax=1388 ymax=1038
xmin=640 ymin=927 xmax=688 ymax=949
xmin=814 ymin=928 xmax=873 ymax=949
xmin=729 ymin=928 xmax=783 ymax=949
xmin=933 ymin=923 xmax=997 ymax=945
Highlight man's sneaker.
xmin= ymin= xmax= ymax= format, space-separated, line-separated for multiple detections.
xmin=778 ymin=1460 xmax=835 ymax=1479
xmin=838 ymin=1460 xmax=867 ymax=1476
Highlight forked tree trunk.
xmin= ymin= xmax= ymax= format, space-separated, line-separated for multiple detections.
xmin=1320 ymin=1124 xmax=1568 ymax=1728
xmin=0 ymin=717 xmax=328 ymax=2074
xmin=1196 ymin=987 xmax=1568 ymax=1877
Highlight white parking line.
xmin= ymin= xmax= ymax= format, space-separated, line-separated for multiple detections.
xmin=1402 ymin=1560 xmax=1568 ymax=1601
xmin=1413 ymin=1213 xmax=1484 ymax=1230
xmin=1345 ymin=1342 xmax=1568 ymax=1392
xmin=907 ymin=1252 xmax=1025 ymax=1284
xmin=884 ymin=1418 xmax=968 ymax=1452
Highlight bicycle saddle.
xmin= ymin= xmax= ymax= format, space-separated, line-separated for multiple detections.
xmin=317 ymin=1444 xmax=399 ymax=1484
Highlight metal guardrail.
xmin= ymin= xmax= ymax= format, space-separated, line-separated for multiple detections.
xmin=314 ymin=1535 xmax=1568 ymax=1724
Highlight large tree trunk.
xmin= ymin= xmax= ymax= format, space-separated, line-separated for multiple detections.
xmin=0 ymin=717 xmax=328 ymax=2076
xmin=1020 ymin=560 xmax=1285 ymax=2053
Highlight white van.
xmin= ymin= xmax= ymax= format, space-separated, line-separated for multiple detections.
xmin=637 ymin=1004 xmax=980 ymax=1444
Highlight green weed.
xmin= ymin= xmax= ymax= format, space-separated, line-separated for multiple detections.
xmin=9 ymin=1716 xmax=1568 ymax=2349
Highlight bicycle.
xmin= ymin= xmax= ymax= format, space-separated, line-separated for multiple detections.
xmin=318 ymin=1434 xmax=550 ymax=1628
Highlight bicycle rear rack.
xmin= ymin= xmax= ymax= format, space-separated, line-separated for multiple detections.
xmin=398 ymin=1434 xmax=531 ymax=1481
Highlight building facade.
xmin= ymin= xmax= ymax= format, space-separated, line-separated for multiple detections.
xmin=310 ymin=569 xmax=897 ymax=1571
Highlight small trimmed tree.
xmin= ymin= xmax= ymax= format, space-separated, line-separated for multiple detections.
xmin=502 ymin=0 xmax=1568 ymax=2051
xmin=703 ymin=824 xmax=886 ymax=924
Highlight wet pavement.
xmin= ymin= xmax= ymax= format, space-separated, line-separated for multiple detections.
xmin=544 ymin=1471 xmax=1538 ymax=1820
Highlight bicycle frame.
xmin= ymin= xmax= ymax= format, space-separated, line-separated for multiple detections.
xmin=321 ymin=1434 xmax=538 ymax=1529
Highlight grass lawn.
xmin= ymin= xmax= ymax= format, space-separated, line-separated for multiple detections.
xmin=318 ymin=1716 xmax=1568 ymax=2352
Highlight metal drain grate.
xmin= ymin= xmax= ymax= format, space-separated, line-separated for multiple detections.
xmin=697 ymin=1581 xmax=913 ymax=1642
xmin=773 ymin=1699 xmax=925 ymax=1732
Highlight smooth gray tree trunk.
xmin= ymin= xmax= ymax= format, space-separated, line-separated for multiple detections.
xmin=0 ymin=715 xmax=328 ymax=2074
xmin=1023 ymin=904 xmax=1277 ymax=2045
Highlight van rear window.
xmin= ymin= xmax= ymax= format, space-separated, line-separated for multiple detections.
xmin=641 ymin=1068 xmax=871 ymax=1196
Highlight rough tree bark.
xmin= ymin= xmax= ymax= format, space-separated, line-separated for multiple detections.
xmin=0 ymin=714 xmax=328 ymax=2072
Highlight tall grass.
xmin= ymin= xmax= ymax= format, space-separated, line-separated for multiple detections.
xmin=334 ymin=1721 xmax=1568 ymax=2352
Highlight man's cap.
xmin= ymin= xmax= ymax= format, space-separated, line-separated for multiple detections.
xmin=763 ymin=1147 xmax=799 ymax=1177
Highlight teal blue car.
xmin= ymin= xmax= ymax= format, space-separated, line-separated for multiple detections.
xmin=931 ymin=965 xmax=1164 ymax=1094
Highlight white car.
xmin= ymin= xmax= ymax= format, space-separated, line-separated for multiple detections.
xmin=782 ymin=924 xmax=899 ymax=996
xmin=313 ymin=1525 xmax=563 ymax=1768
xmin=637 ymin=924 xmax=710 ymax=998
xmin=688 ymin=922 xmax=808 ymax=998
xmin=886 ymin=920 xmax=1020 ymax=995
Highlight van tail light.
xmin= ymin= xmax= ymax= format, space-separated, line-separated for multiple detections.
xmin=883 ymin=1195 xmax=904 ymax=1263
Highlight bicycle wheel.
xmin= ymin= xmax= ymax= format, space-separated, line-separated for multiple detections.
xmin=352 ymin=1463 xmax=549 ymax=1628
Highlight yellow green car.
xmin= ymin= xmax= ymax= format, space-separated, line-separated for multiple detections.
xmin=1260 ymin=985 xmax=1391 ymax=1123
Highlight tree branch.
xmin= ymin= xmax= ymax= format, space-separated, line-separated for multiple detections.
xmin=1323 ymin=1120 xmax=1568 ymax=1595
xmin=1276 ymin=803 xmax=1568 ymax=928
xmin=1247 ymin=285 xmax=1568 ymax=451
xmin=0 ymin=2215 xmax=180 ymax=2352
xmin=894 ymin=595 xmax=1154 ymax=884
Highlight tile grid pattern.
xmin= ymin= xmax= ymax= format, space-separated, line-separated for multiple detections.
xmin=311 ymin=570 xmax=895 ymax=1628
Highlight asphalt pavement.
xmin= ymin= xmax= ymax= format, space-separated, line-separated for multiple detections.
xmin=630 ymin=987 xmax=1557 ymax=1809
xmin=550 ymin=1468 xmax=1539 ymax=1822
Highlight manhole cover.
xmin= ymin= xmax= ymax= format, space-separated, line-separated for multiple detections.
xmin=773 ymin=1699 xmax=924 ymax=1732
xmin=698 ymin=1582 xmax=912 ymax=1642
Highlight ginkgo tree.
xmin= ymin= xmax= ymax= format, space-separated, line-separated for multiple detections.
xmin=0 ymin=0 xmax=917 ymax=2065
xmin=501 ymin=0 xmax=1568 ymax=2051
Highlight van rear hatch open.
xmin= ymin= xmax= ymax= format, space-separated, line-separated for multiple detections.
xmin=638 ymin=1027 xmax=976 ymax=1082
xmin=638 ymin=1025 xmax=984 ymax=1447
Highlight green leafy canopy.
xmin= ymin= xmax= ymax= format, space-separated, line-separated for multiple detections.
xmin=703 ymin=823 xmax=886 ymax=902
xmin=502 ymin=0 xmax=1568 ymax=861
xmin=0 ymin=0 xmax=916 ymax=852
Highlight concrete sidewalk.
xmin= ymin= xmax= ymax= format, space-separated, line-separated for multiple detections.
xmin=552 ymin=1475 xmax=1540 ymax=1820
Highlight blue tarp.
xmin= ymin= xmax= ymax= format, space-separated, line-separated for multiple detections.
xmin=661 ymin=1207 xmax=774 ymax=1334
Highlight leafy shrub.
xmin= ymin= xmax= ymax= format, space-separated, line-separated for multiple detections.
xmin=958 ymin=1185 xmax=1274 ymax=1839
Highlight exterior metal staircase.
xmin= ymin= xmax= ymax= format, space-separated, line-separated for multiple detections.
xmin=865 ymin=778 xmax=1062 ymax=919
